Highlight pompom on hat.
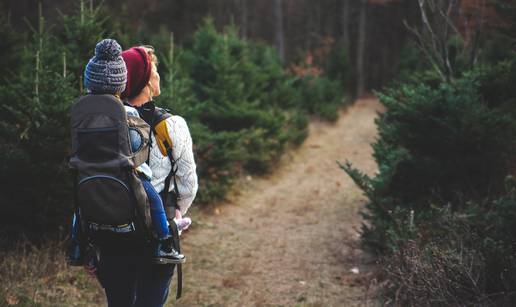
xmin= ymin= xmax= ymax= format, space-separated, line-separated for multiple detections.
xmin=121 ymin=47 xmax=152 ymax=100
xmin=83 ymin=38 xmax=127 ymax=94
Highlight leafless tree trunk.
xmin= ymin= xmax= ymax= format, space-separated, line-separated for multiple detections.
xmin=341 ymin=0 xmax=350 ymax=47
xmin=356 ymin=0 xmax=368 ymax=96
xmin=403 ymin=0 xmax=467 ymax=82
xmin=273 ymin=0 xmax=285 ymax=63
xmin=241 ymin=0 xmax=248 ymax=39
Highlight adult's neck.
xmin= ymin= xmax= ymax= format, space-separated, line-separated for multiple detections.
xmin=128 ymin=92 xmax=151 ymax=107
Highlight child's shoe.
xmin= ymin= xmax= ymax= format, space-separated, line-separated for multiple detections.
xmin=153 ymin=236 xmax=186 ymax=265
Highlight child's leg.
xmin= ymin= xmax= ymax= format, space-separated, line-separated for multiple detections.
xmin=68 ymin=213 xmax=84 ymax=265
xmin=140 ymin=176 xmax=170 ymax=240
xmin=71 ymin=213 xmax=79 ymax=239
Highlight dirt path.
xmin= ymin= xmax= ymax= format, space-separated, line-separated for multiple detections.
xmin=175 ymin=97 xmax=383 ymax=307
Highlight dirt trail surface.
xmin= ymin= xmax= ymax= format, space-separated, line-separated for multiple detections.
xmin=175 ymin=97 xmax=383 ymax=307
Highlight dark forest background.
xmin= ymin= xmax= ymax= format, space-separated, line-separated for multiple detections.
xmin=2 ymin=0 xmax=418 ymax=95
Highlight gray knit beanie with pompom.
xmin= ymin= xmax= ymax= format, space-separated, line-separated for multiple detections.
xmin=84 ymin=39 xmax=127 ymax=94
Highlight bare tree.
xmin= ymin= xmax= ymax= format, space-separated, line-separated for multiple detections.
xmin=403 ymin=0 xmax=486 ymax=82
xmin=241 ymin=0 xmax=248 ymax=39
xmin=356 ymin=0 xmax=368 ymax=96
xmin=273 ymin=0 xmax=285 ymax=62
xmin=341 ymin=0 xmax=350 ymax=47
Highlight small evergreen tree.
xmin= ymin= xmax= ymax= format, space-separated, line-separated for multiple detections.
xmin=0 ymin=8 xmax=23 ymax=86
xmin=57 ymin=0 xmax=108 ymax=81
xmin=0 ymin=1 xmax=119 ymax=244
xmin=341 ymin=64 xmax=516 ymax=253
xmin=156 ymin=19 xmax=309 ymax=203
xmin=0 ymin=3 xmax=79 ymax=244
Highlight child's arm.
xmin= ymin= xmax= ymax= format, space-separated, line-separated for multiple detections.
xmin=136 ymin=163 xmax=153 ymax=180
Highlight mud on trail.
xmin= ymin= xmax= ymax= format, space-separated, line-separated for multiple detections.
xmin=176 ymin=97 xmax=383 ymax=307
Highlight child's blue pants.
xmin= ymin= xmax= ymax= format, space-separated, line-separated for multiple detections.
xmin=140 ymin=177 xmax=170 ymax=240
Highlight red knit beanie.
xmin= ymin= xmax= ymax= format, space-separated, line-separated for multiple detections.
xmin=121 ymin=47 xmax=152 ymax=100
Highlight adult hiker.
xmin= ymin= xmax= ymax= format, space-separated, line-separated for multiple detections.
xmin=70 ymin=39 xmax=198 ymax=307
xmin=105 ymin=44 xmax=198 ymax=307
xmin=121 ymin=44 xmax=198 ymax=223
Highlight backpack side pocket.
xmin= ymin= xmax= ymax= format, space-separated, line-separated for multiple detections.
xmin=78 ymin=175 xmax=133 ymax=226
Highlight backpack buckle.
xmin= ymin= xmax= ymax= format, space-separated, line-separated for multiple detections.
xmin=88 ymin=222 xmax=136 ymax=233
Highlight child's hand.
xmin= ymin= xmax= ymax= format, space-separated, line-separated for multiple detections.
xmin=174 ymin=209 xmax=192 ymax=233
xmin=175 ymin=208 xmax=182 ymax=220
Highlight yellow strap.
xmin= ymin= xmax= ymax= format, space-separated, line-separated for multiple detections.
xmin=154 ymin=119 xmax=173 ymax=156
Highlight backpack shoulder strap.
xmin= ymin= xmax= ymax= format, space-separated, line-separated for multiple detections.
xmin=154 ymin=116 xmax=173 ymax=157
xmin=136 ymin=102 xmax=178 ymax=207
xmin=137 ymin=102 xmax=183 ymax=299
xmin=168 ymin=217 xmax=183 ymax=299
xmin=137 ymin=102 xmax=173 ymax=157
xmin=155 ymin=111 xmax=180 ymax=212
xmin=152 ymin=108 xmax=183 ymax=300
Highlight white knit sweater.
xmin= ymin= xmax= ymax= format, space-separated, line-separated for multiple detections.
xmin=148 ymin=115 xmax=198 ymax=215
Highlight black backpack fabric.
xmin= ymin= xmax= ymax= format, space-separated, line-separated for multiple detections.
xmin=69 ymin=94 xmax=153 ymax=241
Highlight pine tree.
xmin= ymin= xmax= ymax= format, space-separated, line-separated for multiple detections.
xmin=155 ymin=19 xmax=309 ymax=203
xmin=340 ymin=59 xmax=516 ymax=254
xmin=57 ymin=0 xmax=108 ymax=84
xmin=0 ymin=1 xmax=121 ymax=244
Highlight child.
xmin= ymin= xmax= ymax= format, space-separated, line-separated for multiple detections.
xmin=68 ymin=39 xmax=186 ymax=266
